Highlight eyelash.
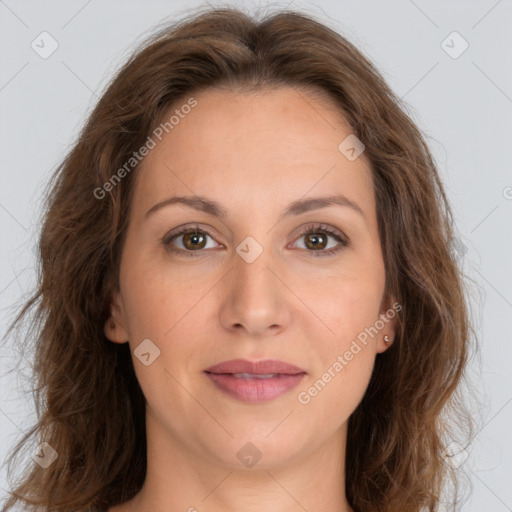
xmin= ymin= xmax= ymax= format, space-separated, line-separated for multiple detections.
xmin=161 ymin=223 xmax=349 ymax=258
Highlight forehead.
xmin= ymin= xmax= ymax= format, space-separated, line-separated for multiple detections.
xmin=132 ymin=86 xmax=376 ymax=224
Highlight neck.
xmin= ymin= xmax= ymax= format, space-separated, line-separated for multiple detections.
xmin=118 ymin=407 xmax=354 ymax=512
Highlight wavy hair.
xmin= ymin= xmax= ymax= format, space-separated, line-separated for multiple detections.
xmin=1 ymin=5 xmax=476 ymax=512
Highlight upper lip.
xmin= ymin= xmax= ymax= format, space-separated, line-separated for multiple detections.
xmin=204 ymin=359 xmax=306 ymax=375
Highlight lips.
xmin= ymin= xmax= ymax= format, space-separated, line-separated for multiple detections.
xmin=204 ymin=359 xmax=307 ymax=403
xmin=204 ymin=359 xmax=306 ymax=375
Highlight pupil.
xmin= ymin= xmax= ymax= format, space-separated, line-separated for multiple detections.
xmin=307 ymin=233 xmax=325 ymax=249
xmin=186 ymin=232 xmax=204 ymax=248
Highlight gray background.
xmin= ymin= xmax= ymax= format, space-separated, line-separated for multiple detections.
xmin=1 ymin=0 xmax=511 ymax=510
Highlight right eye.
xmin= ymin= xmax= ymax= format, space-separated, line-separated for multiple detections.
xmin=162 ymin=224 xmax=221 ymax=257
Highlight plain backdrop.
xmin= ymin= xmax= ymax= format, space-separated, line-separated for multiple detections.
xmin=0 ymin=0 xmax=511 ymax=510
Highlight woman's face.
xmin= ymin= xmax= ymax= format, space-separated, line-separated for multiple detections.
xmin=106 ymin=86 xmax=396 ymax=470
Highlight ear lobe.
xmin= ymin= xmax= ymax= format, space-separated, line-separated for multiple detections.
xmin=377 ymin=294 xmax=400 ymax=353
xmin=104 ymin=292 xmax=129 ymax=344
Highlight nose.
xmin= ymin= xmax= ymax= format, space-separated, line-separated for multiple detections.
xmin=218 ymin=244 xmax=291 ymax=337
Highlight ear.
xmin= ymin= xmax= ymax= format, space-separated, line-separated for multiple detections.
xmin=104 ymin=290 xmax=130 ymax=344
xmin=376 ymin=293 xmax=400 ymax=354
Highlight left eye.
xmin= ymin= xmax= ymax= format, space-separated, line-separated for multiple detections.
xmin=162 ymin=223 xmax=349 ymax=258
xmin=293 ymin=224 xmax=349 ymax=256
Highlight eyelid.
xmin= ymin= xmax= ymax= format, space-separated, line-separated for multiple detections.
xmin=288 ymin=223 xmax=349 ymax=257
xmin=162 ymin=222 xmax=349 ymax=257
xmin=161 ymin=223 xmax=224 ymax=250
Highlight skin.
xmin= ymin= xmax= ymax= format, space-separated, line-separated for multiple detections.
xmin=105 ymin=86 xmax=396 ymax=512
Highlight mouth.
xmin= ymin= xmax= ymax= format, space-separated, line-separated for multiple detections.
xmin=204 ymin=359 xmax=307 ymax=403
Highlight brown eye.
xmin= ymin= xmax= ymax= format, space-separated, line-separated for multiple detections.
xmin=162 ymin=223 xmax=349 ymax=258
xmin=304 ymin=232 xmax=328 ymax=250
xmin=181 ymin=231 xmax=207 ymax=250
xmin=163 ymin=224 xmax=219 ymax=257
xmin=293 ymin=224 xmax=349 ymax=256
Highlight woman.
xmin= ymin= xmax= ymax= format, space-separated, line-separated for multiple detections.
xmin=1 ymin=5 xmax=475 ymax=512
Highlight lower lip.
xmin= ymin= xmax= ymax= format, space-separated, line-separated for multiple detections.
xmin=205 ymin=372 xmax=306 ymax=403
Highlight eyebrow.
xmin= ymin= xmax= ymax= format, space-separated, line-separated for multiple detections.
xmin=145 ymin=194 xmax=365 ymax=221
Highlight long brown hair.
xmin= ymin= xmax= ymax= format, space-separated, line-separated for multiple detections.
xmin=1 ymin=5 xmax=476 ymax=511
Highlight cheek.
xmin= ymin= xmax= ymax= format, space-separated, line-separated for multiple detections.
xmin=306 ymin=263 xmax=385 ymax=343
xmin=296 ymin=265 xmax=383 ymax=415
xmin=119 ymin=222 xmax=385 ymax=342
xmin=119 ymin=249 xmax=186 ymax=336
xmin=297 ymin=332 xmax=376 ymax=425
